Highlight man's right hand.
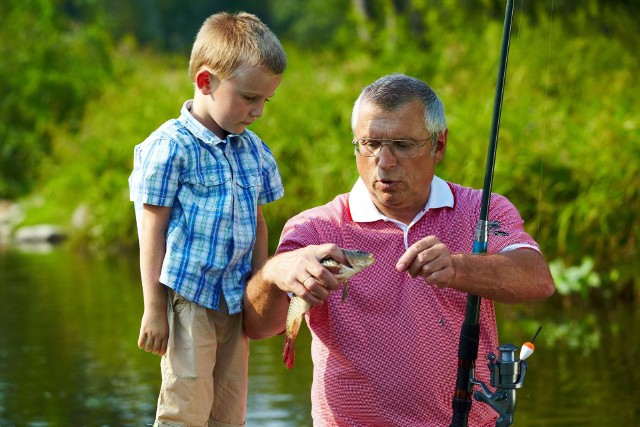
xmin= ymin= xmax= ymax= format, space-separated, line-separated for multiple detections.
xmin=262 ymin=243 xmax=345 ymax=306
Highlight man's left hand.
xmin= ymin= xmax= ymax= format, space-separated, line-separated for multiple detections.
xmin=396 ymin=235 xmax=456 ymax=288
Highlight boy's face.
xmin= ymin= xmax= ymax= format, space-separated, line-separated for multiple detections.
xmin=205 ymin=66 xmax=282 ymax=137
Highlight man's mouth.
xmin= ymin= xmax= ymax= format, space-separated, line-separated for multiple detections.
xmin=376 ymin=178 xmax=398 ymax=190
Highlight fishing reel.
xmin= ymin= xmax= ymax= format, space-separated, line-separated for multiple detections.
xmin=470 ymin=329 xmax=539 ymax=427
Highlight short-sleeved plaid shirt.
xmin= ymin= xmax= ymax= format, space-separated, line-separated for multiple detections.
xmin=129 ymin=100 xmax=284 ymax=313
xmin=276 ymin=176 xmax=540 ymax=426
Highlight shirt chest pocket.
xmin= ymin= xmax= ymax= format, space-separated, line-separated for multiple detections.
xmin=234 ymin=168 xmax=260 ymax=213
xmin=182 ymin=168 xmax=231 ymax=212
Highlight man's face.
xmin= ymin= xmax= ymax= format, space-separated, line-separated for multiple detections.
xmin=354 ymin=100 xmax=447 ymax=224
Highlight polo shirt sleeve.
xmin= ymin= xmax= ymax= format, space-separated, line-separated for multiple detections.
xmin=257 ymin=141 xmax=284 ymax=205
xmin=129 ymin=136 xmax=184 ymax=207
xmin=275 ymin=212 xmax=323 ymax=255
xmin=487 ymin=193 xmax=540 ymax=253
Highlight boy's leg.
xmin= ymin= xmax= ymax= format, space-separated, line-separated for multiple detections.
xmin=207 ymin=297 xmax=249 ymax=427
xmin=155 ymin=289 xmax=217 ymax=427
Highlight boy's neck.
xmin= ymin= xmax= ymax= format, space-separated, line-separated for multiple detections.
xmin=190 ymin=98 xmax=229 ymax=140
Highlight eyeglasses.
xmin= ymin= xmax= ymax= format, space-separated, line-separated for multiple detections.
xmin=352 ymin=136 xmax=433 ymax=159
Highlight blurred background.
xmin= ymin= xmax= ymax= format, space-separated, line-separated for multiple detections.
xmin=0 ymin=0 xmax=638 ymax=425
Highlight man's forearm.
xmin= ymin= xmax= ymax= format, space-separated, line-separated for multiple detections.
xmin=450 ymin=249 xmax=555 ymax=303
xmin=244 ymin=267 xmax=289 ymax=339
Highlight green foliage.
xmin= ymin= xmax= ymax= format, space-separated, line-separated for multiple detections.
xmin=0 ymin=0 xmax=112 ymax=198
xmin=270 ymin=0 xmax=351 ymax=48
xmin=38 ymin=48 xmax=192 ymax=252
xmin=5 ymin=1 xmax=640 ymax=299
xmin=549 ymin=257 xmax=601 ymax=299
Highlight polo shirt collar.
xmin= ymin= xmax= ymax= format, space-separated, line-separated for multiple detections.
xmin=349 ymin=175 xmax=454 ymax=223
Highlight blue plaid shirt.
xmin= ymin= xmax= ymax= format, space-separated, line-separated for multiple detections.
xmin=129 ymin=101 xmax=284 ymax=314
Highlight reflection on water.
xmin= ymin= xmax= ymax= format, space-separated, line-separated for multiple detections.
xmin=0 ymin=248 xmax=637 ymax=426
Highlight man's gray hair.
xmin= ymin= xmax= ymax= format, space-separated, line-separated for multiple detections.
xmin=351 ymin=74 xmax=447 ymax=137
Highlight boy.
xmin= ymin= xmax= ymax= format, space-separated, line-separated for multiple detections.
xmin=128 ymin=12 xmax=286 ymax=427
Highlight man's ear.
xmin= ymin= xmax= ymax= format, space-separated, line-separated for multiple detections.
xmin=434 ymin=129 xmax=448 ymax=163
xmin=195 ymin=70 xmax=219 ymax=95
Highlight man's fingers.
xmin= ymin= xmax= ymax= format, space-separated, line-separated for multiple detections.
xmin=314 ymin=243 xmax=347 ymax=265
xmin=406 ymin=247 xmax=438 ymax=277
xmin=292 ymin=280 xmax=325 ymax=306
xmin=295 ymin=273 xmax=332 ymax=305
xmin=396 ymin=237 xmax=439 ymax=271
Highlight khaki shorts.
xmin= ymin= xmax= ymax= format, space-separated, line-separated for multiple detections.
xmin=154 ymin=289 xmax=249 ymax=427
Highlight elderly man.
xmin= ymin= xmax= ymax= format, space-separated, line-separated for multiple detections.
xmin=244 ymin=74 xmax=555 ymax=426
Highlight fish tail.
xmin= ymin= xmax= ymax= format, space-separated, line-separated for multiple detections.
xmin=283 ymin=315 xmax=302 ymax=369
xmin=282 ymin=336 xmax=296 ymax=369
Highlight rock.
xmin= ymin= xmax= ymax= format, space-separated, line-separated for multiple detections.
xmin=0 ymin=201 xmax=24 ymax=246
xmin=13 ymin=224 xmax=67 ymax=244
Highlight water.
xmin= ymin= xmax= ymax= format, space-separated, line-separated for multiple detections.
xmin=0 ymin=248 xmax=637 ymax=426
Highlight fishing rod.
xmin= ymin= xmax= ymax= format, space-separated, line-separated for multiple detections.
xmin=449 ymin=0 xmax=518 ymax=426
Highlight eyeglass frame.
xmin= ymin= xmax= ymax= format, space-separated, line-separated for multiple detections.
xmin=352 ymin=134 xmax=437 ymax=159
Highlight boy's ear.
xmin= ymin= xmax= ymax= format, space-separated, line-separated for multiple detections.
xmin=196 ymin=70 xmax=219 ymax=94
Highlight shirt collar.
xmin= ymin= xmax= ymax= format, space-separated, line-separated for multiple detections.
xmin=180 ymin=100 xmax=242 ymax=146
xmin=349 ymin=175 xmax=454 ymax=223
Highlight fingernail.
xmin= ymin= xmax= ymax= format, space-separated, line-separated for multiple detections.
xmin=396 ymin=262 xmax=406 ymax=271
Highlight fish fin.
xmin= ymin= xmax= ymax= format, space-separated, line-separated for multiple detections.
xmin=282 ymin=336 xmax=296 ymax=369
xmin=341 ymin=281 xmax=349 ymax=303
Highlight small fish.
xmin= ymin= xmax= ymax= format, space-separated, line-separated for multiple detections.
xmin=282 ymin=249 xmax=375 ymax=369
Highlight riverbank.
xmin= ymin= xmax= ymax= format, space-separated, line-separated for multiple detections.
xmin=0 ymin=200 xmax=69 ymax=250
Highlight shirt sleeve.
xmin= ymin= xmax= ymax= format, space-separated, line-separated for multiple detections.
xmin=487 ymin=193 xmax=540 ymax=253
xmin=275 ymin=211 xmax=324 ymax=255
xmin=257 ymin=140 xmax=284 ymax=205
xmin=129 ymin=136 xmax=184 ymax=207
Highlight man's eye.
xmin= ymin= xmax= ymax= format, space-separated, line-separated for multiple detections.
xmin=244 ymin=96 xmax=259 ymax=102
xmin=363 ymin=140 xmax=382 ymax=149
xmin=395 ymin=141 xmax=414 ymax=150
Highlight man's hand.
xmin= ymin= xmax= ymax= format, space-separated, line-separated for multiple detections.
xmin=244 ymin=243 xmax=348 ymax=339
xmin=262 ymin=243 xmax=345 ymax=306
xmin=395 ymin=236 xmax=456 ymax=288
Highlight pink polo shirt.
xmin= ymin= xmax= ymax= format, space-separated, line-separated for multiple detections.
xmin=276 ymin=176 xmax=539 ymax=427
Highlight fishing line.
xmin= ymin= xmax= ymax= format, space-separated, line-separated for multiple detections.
xmin=536 ymin=0 xmax=555 ymax=241
xmin=517 ymin=0 xmax=524 ymax=40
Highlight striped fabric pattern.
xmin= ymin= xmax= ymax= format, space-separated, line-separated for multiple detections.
xmin=129 ymin=101 xmax=284 ymax=314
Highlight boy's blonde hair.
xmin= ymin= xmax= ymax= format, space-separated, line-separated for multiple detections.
xmin=189 ymin=12 xmax=286 ymax=82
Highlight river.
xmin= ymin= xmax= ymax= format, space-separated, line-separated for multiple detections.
xmin=0 ymin=247 xmax=637 ymax=426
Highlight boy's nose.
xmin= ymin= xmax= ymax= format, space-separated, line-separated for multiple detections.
xmin=250 ymin=103 xmax=264 ymax=118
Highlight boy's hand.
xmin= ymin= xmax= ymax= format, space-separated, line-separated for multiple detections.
xmin=138 ymin=306 xmax=169 ymax=356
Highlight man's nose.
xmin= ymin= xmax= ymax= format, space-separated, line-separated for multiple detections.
xmin=376 ymin=144 xmax=397 ymax=168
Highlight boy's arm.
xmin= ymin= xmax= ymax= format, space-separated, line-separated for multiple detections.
xmin=137 ymin=203 xmax=172 ymax=356
xmin=251 ymin=206 xmax=268 ymax=274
